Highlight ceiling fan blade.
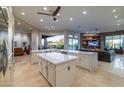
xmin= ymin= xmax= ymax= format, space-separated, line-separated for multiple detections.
xmin=37 ymin=12 xmax=51 ymax=16
xmin=52 ymin=6 xmax=61 ymax=16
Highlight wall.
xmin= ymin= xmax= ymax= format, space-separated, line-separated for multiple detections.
xmin=14 ymin=32 xmax=31 ymax=48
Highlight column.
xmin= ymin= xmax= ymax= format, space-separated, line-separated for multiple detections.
xmin=64 ymin=32 xmax=69 ymax=49
xmin=6 ymin=6 xmax=14 ymax=55
xmin=38 ymin=32 xmax=42 ymax=49
xmin=31 ymin=30 xmax=39 ymax=50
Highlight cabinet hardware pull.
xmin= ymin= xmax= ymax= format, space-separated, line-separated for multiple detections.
xmin=67 ymin=66 xmax=70 ymax=71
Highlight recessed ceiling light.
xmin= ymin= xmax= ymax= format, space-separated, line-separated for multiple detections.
xmin=53 ymin=27 xmax=55 ymax=30
xmin=45 ymin=26 xmax=48 ymax=29
xmin=40 ymin=19 xmax=43 ymax=22
xmin=115 ymin=15 xmax=118 ymax=19
xmin=51 ymin=26 xmax=54 ymax=28
xmin=48 ymin=28 xmax=51 ymax=31
xmin=57 ymin=13 xmax=60 ymax=16
xmin=112 ymin=9 xmax=116 ymax=13
xmin=43 ymin=7 xmax=47 ymax=10
xmin=17 ymin=22 xmax=21 ymax=25
xmin=69 ymin=18 xmax=73 ymax=21
xmin=29 ymin=27 xmax=32 ymax=30
xmin=21 ymin=12 xmax=25 ymax=15
xmin=56 ymin=20 xmax=59 ymax=22
xmin=117 ymin=23 xmax=120 ymax=26
xmin=83 ymin=11 xmax=87 ymax=15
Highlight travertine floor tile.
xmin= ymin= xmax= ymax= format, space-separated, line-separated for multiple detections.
xmin=13 ymin=54 xmax=124 ymax=87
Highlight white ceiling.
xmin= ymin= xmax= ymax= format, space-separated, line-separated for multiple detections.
xmin=12 ymin=6 xmax=124 ymax=33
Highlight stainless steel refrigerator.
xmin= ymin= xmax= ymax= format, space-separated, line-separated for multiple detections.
xmin=0 ymin=40 xmax=14 ymax=86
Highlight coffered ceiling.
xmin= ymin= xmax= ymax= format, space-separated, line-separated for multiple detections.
xmin=12 ymin=6 xmax=124 ymax=33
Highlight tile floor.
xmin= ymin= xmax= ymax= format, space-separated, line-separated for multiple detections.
xmin=13 ymin=54 xmax=124 ymax=87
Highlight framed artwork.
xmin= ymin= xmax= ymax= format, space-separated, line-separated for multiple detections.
xmin=14 ymin=41 xmax=17 ymax=47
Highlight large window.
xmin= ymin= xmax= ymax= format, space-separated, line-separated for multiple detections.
xmin=105 ymin=35 xmax=124 ymax=49
xmin=68 ymin=34 xmax=79 ymax=50
xmin=47 ymin=35 xmax=64 ymax=49
xmin=105 ymin=36 xmax=113 ymax=49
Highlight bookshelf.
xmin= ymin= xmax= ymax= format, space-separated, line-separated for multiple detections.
xmin=81 ymin=34 xmax=101 ymax=50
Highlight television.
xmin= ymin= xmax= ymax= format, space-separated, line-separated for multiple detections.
xmin=88 ymin=40 xmax=100 ymax=47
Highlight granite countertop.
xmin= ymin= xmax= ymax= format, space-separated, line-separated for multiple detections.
xmin=37 ymin=52 xmax=79 ymax=65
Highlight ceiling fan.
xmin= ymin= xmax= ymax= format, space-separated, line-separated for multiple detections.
xmin=37 ymin=6 xmax=61 ymax=21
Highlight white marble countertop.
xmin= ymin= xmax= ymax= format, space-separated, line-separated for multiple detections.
xmin=37 ymin=52 xmax=79 ymax=65
xmin=32 ymin=49 xmax=97 ymax=55
xmin=31 ymin=49 xmax=57 ymax=53
xmin=59 ymin=49 xmax=97 ymax=55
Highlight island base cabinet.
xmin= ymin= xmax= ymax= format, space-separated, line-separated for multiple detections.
xmin=77 ymin=54 xmax=98 ymax=71
xmin=48 ymin=63 xmax=56 ymax=86
xmin=42 ymin=59 xmax=48 ymax=79
xmin=31 ymin=53 xmax=39 ymax=64
xmin=38 ymin=58 xmax=43 ymax=73
xmin=56 ymin=62 xmax=75 ymax=87
xmin=48 ymin=61 xmax=76 ymax=87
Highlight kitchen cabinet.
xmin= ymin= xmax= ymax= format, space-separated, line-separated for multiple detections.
xmin=38 ymin=57 xmax=43 ymax=73
xmin=38 ymin=58 xmax=48 ymax=79
xmin=37 ymin=52 xmax=79 ymax=87
xmin=42 ymin=59 xmax=48 ymax=79
xmin=31 ymin=53 xmax=40 ymax=64
xmin=58 ymin=50 xmax=98 ymax=71
xmin=48 ymin=63 xmax=56 ymax=86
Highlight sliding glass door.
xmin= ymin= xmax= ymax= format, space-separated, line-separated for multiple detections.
xmin=105 ymin=35 xmax=124 ymax=49
xmin=121 ymin=35 xmax=124 ymax=49
xmin=112 ymin=35 xmax=120 ymax=49
xmin=105 ymin=36 xmax=113 ymax=49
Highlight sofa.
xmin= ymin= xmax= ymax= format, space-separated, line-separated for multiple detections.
xmin=114 ymin=47 xmax=123 ymax=54
xmin=14 ymin=48 xmax=24 ymax=56
xmin=98 ymin=50 xmax=115 ymax=62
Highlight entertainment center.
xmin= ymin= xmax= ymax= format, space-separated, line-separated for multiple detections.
xmin=81 ymin=33 xmax=101 ymax=51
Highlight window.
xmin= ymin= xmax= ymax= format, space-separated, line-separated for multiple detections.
xmin=105 ymin=35 xmax=124 ymax=49
xmin=105 ymin=36 xmax=113 ymax=49
xmin=68 ymin=34 xmax=79 ymax=50
xmin=113 ymin=35 xmax=120 ymax=49
xmin=69 ymin=39 xmax=73 ymax=50
xmin=68 ymin=35 xmax=73 ymax=38
xmin=73 ymin=39 xmax=79 ymax=50
xmin=121 ymin=35 xmax=124 ymax=49
xmin=47 ymin=35 xmax=64 ymax=49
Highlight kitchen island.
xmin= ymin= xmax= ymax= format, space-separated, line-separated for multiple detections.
xmin=36 ymin=52 xmax=79 ymax=87
xmin=31 ymin=49 xmax=98 ymax=71
xmin=59 ymin=50 xmax=98 ymax=71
